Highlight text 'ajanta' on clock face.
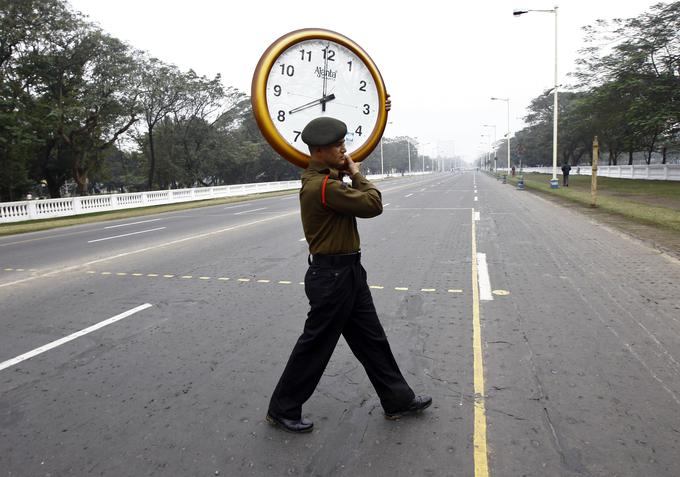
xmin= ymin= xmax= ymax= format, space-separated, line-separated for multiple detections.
xmin=265 ymin=39 xmax=380 ymax=155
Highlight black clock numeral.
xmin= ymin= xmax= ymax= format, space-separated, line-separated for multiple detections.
xmin=299 ymin=49 xmax=312 ymax=62
xmin=273 ymin=85 xmax=282 ymax=96
xmin=347 ymin=60 xmax=352 ymax=71
xmin=355 ymin=126 xmax=363 ymax=136
xmin=280 ymin=64 xmax=295 ymax=76
xmin=363 ymin=104 xmax=370 ymax=115
xmin=277 ymin=110 xmax=286 ymax=122
xmin=293 ymin=130 xmax=302 ymax=142
xmin=359 ymin=80 xmax=367 ymax=92
xmin=322 ymin=48 xmax=336 ymax=61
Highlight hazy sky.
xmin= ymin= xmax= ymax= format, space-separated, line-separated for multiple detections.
xmin=69 ymin=0 xmax=661 ymax=161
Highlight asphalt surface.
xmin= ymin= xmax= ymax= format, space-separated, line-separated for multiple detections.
xmin=1 ymin=172 xmax=679 ymax=476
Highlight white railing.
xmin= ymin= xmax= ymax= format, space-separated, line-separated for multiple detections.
xmin=505 ymin=164 xmax=680 ymax=181
xmin=0 ymin=180 xmax=301 ymax=224
xmin=0 ymin=172 xmax=430 ymax=224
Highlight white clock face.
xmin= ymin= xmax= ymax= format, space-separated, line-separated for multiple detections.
xmin=265 ymin=39 xmax=380 ymax=155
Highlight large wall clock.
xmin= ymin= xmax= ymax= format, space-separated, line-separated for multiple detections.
xmin=252 ymin=28 xmax=388 ymax=168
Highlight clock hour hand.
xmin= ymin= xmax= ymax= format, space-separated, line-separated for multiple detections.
xmin=288 ymin=94 xmax=335 ymax=115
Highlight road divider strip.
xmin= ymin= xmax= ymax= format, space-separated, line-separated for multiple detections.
xmin=0 ymin=303 xmax=153 ymax=372
xmin=471 ymin=210 xmax=490 ymax=477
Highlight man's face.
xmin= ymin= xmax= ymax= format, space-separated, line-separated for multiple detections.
xmin=315 ymin=140 xmax=347 ymax=169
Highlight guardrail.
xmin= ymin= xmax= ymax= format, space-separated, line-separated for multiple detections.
xmin=0 ymin=172 xmax=429 ymax=224
xmin=512 ymin=164 xmax=680 ymax=181
xmin=0 ymin=180 xmax=301 ymax=224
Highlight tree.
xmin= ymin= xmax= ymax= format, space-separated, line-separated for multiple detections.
xmin=0 ymin=0 xmax=74 ymax=200
xmin=574 ymin=1 xmax=680 ymax=163
xmin=138 ymin=58 xmax=186 ymax=189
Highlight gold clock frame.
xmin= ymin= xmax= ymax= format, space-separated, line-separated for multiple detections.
xmin=251 ymin=28 xmax=388 ymax=169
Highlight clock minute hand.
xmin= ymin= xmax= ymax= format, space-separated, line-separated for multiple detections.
xmin=289 ymin=94 xmax=335 ymax=115
xmin=322 ymin=43 xmax=329 ymax=112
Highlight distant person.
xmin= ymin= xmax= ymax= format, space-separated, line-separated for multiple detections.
xmin=511 ymin=165 xmax=516 ymax=176
xmin=561 ymin=162 xmax=572 ymax=186
xmin=266 ymin=114 xmax=431 ymax=434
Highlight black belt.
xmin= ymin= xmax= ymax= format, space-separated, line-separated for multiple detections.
xmin=309 ymin=251 xmax=361 ymax=267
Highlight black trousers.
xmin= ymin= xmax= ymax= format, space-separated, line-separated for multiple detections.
xmin=268 ymin=256 xmax=415 ymax=420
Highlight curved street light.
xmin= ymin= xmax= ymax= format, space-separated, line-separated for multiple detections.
xmin=514 ymin=6 xmax=560 ymax=188
xmin=490 ymin=97 xmax=511 ymax=174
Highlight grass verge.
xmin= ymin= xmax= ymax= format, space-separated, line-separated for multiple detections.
xmin=493 ymin=171 xmax=680 ymax=257
xmin=0 ymin=189 xmax=298 ymax=237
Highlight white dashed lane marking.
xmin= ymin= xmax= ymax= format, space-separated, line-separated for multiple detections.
xmin=234 ymin=207 xmax=268 ymax=215
xmin=0 ymin=303 xmax=153 ymax=372
xmin=104 ymin=218 xmax=162 ymax=229
xmin=87 ymin=227 xmax=167 ymax=243
xmin=476 ymin=253 xmax=493 ymax=301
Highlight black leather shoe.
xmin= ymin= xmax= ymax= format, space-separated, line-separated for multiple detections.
xmin=266 ymin=413 xmax=314 ymax=433
xmin=384 ymin=395 xmax=433 ymax=420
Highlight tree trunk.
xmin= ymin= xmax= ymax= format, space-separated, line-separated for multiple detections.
xmin=628 ymin=150 xmax=633 ymax=165
xmin=147 ymin=124 xmax=156 ymax=190
xmin=662 ymin=145 xmax=667 ymax=164
xmin=73 ymin=161 xmax=88 ymax=196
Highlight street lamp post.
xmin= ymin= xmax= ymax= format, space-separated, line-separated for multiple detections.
xmin=406 ymin=138 xmax=412 ymax=174
xmin=514 ymin=6 xmax=559 ymax=188
xmin=380 ymin=137 xmax=384 ymax=176
xmin=491 ymin=97 xmax=511 ymax=174
xmin=482 ymin=124 xmax=497 ymax=172
xmin=480 ymin=134 xmax=490 ymax=171
xmin=380 ymin=121 xmax=394 ymax=176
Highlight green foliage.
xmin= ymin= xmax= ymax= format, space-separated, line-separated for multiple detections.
xmin=510 ymin=1 xmax=680 ymax=168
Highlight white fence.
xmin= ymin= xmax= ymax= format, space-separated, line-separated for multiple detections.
xmin=0 ymin=172 xmax=426 ymax=224
xmin=0 ymin=180 xmax=301 ymax=224
xmin=512 ymin=164 xmax=680 ymax=181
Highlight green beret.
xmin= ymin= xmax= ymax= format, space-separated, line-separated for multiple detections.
xmin=301 ymin=117 xmax=347 ymax=147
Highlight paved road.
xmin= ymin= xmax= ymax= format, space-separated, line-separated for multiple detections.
xmin=1 ymin=172 xmax=679 ymax=476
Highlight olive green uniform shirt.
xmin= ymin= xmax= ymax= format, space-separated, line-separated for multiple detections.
xmin=300 ymin=159 xmax=383 ymax=255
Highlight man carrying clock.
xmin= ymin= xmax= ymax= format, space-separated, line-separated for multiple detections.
xmin=266 ymin=113 xmax=432 ymax=433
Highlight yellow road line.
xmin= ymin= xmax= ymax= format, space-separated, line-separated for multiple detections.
xmin=369 ymin=285 xmax=384 ymax=289
xmin=147 ymin=273 xmax=158 ymax=277
xmin=421 ymin=288 xmax=436 ymax=292
xmin=199 ymin=276 xmax=211 ymax=280
xmin=218 ymin=277 xmax=230 ymax=281
xmin=237 ymin=278 xmax=250 ymax=282
xmin=278 ymin=280 xmax=291 ymax=284
xmin=163 ymin=274 xmax=175 ymax=278
xmin=471 ymin=209 xmax=490 ymax=476
xmin=448 ymin=289 xmax=463 ymax=293
xmin=257 ymin=279 xmax=270 ymax=283
xmin=395 ymin=287 xmax=409 ymax=291
xmin=132 ymin=273 xmax=143 ymax=276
